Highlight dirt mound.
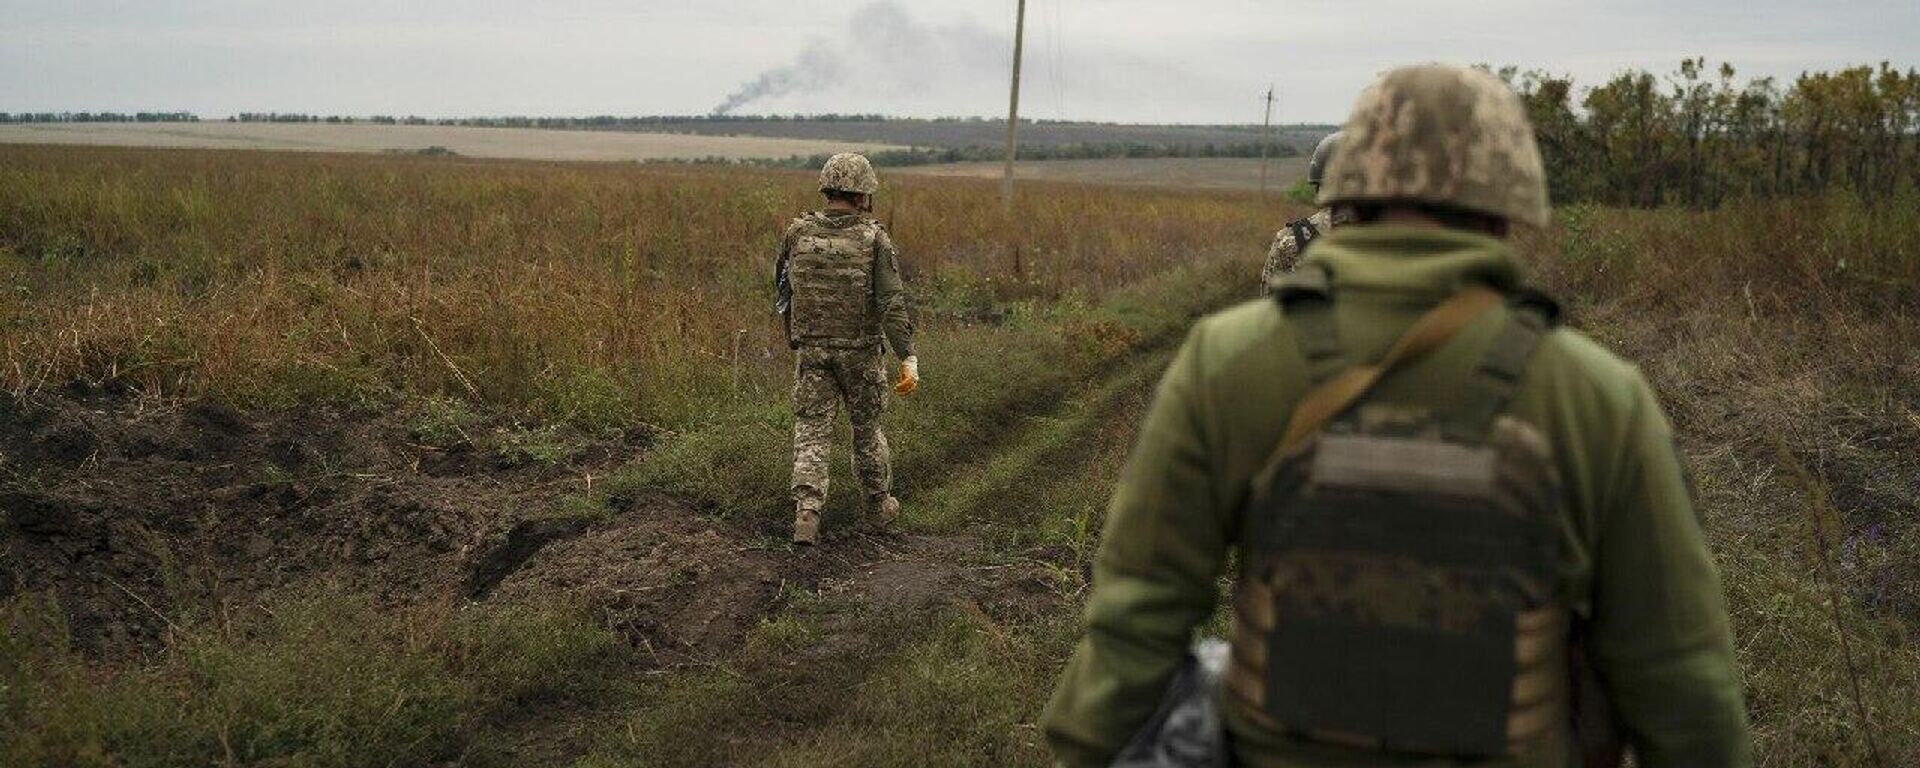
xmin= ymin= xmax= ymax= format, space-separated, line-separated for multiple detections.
xmin=0 ymin=388 xmax=643 ymax=653
xmin=484 ymin=511 xmax=1063 ymax=667
xmin=486 ymin=496 xmax=785 ymax=664
xmin=3 ymin=386 xmax=1065 ymax=676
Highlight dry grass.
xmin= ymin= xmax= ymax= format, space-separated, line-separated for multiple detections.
xmin=0 ymin=144 xmax=1277 ymax=768
xmin=0 ymin=144 xmax=1279 ymax=428
xmin=1525 ymin=192 xmax=1920 ymax=765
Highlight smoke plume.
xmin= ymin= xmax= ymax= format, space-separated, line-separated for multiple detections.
xmin=711 ymin=2 xmax=1007 ymax=116
xmin=712 ymin=46 xmax=851 ymax=116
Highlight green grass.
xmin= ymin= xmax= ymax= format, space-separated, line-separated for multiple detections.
xmin=909 ymin=348 xmax=1168 ymax=544
xmin=604 ymin=257 xmax=1244 ymax=535
xmin=567 ymin=293 xmax=1192 ymax=768
xmin=578 ymin=592 xmax=1077 ymax=768
xmin=0 ymin=591 xmax=622 ymax=768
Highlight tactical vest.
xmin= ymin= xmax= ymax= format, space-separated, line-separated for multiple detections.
xmin=786 ymin=214 xmax=882 ymax=348
xmin=1225 ymin=266 xmax=1573 ymax=758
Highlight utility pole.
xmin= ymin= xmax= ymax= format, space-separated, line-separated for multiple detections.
xmin=1259 ymin=85 xmax=1276 ymax=197
xmin=1001 ymin=0 xmax=1028 ymax=211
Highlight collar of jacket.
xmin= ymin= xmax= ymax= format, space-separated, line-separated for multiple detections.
xmin=1301 ymin=224 xmax=1524 ymax=296
xmin=813 ymin=209 xmax=867 ymax=227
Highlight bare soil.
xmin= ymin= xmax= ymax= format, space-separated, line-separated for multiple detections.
xmin=0 ymin=386 xmax=610 ymax=651
xmin=0 ymin=385 xmax=1058 ymax=672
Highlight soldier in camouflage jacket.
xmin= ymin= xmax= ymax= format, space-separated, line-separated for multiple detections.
xmin=1260 ymin=132 xmax=1350 ymax=283
xmin=776 ymin=153 xmax=918 ymax=546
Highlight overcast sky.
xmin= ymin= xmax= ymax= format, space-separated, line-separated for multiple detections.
xmin=4 ymin=0 xmax=1916 ymax=124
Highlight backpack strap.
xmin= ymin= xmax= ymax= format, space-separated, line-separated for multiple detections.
xmin=1287 ymin=217 xmax=1322 ymax=254
xmin=1443 ymin=289 xmax=1561 ymax=442
xmin=1273 ymin=263 xmax=1344 ymax=387
xmin=1252 ymin=283 xmax=1506 ymax=494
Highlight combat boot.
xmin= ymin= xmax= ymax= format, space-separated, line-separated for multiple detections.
xmin=792 ymin=504 xmax=821 ymax=546
xmin=864 ymin=493 xmax=901 ymax=528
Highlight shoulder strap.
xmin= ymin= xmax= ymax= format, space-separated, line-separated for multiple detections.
xmin=1273 ymin=264 xmax=1344 ymax=386
xmin=1252 ymin=284 xmax=1505 ymax=493
xmin=1442 ymin=290 xmax=1560 ymax=441
xmin=1287 ymin=217 xmax=1322 ymax=253
xmin=1279 ymin=286 xmax=1504 ymax=454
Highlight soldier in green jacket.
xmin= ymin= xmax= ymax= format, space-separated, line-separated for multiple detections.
xmin=777 ymin=153 xmax=919 ymax=546
xmin=1043 ymin=65 xmax=1751 ymax=767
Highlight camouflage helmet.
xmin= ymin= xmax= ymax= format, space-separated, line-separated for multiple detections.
xmin=1317 ymin=65 xmax=1550 ymax=228
xmin=1307 ymin=130 xmax=1343 ymax=189
xmin=819 ymin=152 xmax=879 ymax=195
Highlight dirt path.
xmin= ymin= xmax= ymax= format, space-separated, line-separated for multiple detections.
xmin=456 ymin=320 xmax=1185 ymax=765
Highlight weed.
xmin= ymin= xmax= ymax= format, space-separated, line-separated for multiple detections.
xmin=1284 ymin=177 xmax=1316 ymax=206
xmin=0 ymin=589 xmax=618 ymax=768
xmin=494 ymin=424 xmax=572 ymax=467
xmin=409 ymin=395 xmax=481 ymax=447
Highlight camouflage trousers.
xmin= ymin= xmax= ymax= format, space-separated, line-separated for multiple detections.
xmin=790 ymin=344 xmax=891 ymax=510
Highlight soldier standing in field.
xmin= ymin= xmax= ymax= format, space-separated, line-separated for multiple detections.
xmin=1260 ymin=131 xmax=1351 ymax=283
xmin=776 ymin=153 xmax=919 ymax=546
xmin=1044 ymin=65 xmax=1752 ymax=767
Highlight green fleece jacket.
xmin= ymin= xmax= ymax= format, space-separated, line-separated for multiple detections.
xmin=1041 ymin=225 xmax=1751 ymax=768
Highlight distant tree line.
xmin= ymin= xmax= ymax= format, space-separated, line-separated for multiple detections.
xmin=1498 ymin=60 xmax=1920 ymax=206
xmin=448 ymin=114 xmax=894 ymax=127
xmin=230 ymin=114 xmax=438 ymax=124
xmin=0 ymin=112 xmax=197 ymax=123
xmin=416 ymin=114 xmax=1273 ymax=129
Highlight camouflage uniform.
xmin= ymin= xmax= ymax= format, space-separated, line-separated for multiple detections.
xmin=1043 ymin=66 xmax=1751 ymax=768
xmin=790 ymin=344 xmax=891 ymax=511
xmin=1260 ymin=131 xmax=1350 ymax=283
xmin=778 ymin=155 xmax=915 ymax=542
xmin=1260 ymin=206 xmax=1355 ymax=282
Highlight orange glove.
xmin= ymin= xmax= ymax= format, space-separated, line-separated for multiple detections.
xmin=894 ymin=356 xmax=920 ymax=395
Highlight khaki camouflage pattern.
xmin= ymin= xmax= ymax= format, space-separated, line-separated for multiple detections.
xmin=1261 ymin=207 xmax=1356 ymax=283
xmin=786 ymin=213 xmax=882 ymax=345
xmin=1318 ymin=65 xmax=1551 ymax=227
xmin=791 ymin=345 xmax=892 ymax=510
xmin=819 ymin=152 xmax=880 ymax=194
xmin=781 ymin=211 xmax=916 ymax=357
xmin=1227 ymin=406 xmax=1569 ymax=758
